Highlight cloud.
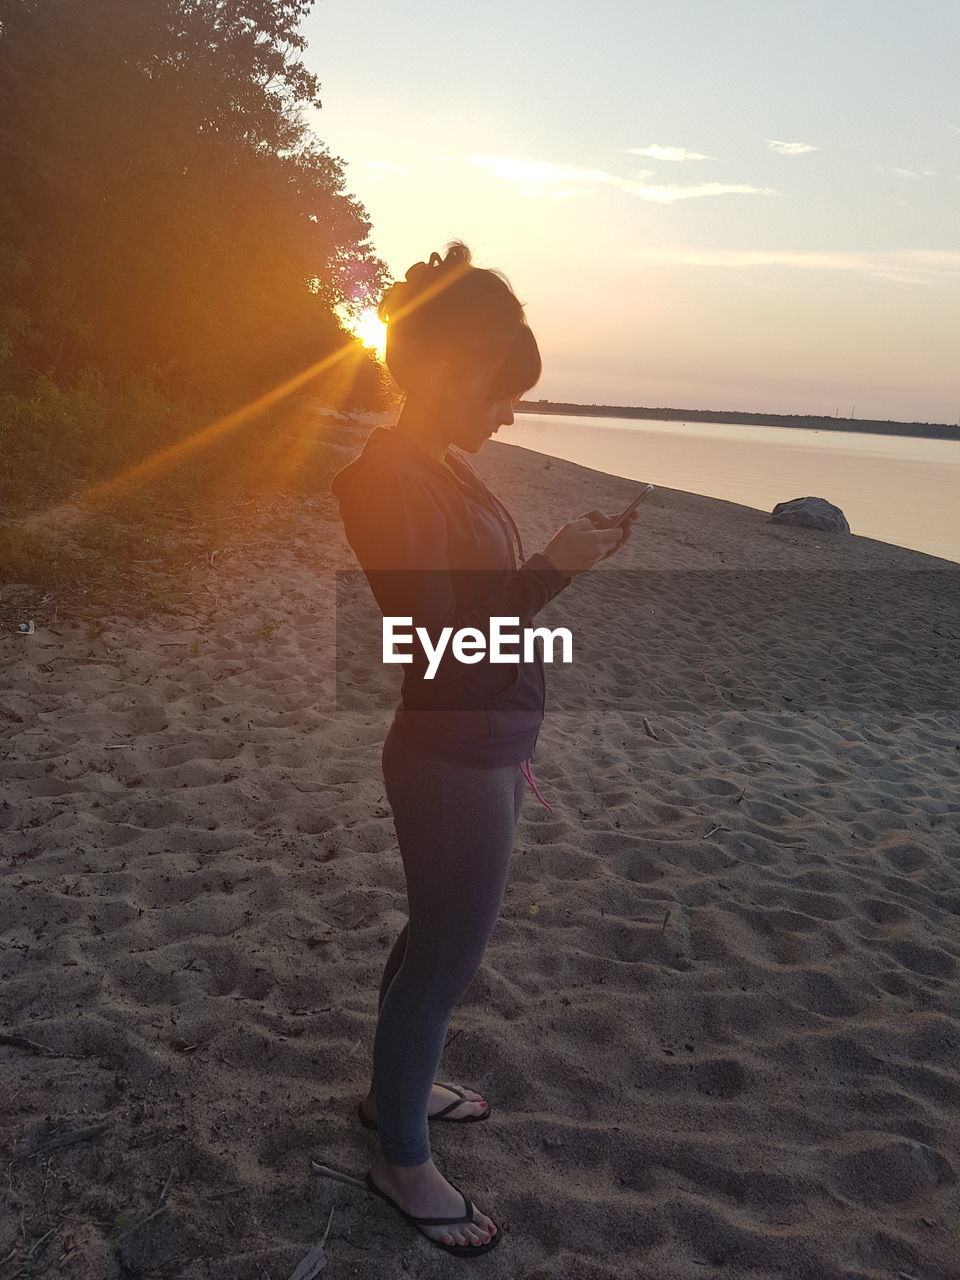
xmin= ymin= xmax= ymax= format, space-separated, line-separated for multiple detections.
xmin=467 ymin=156 xmax=648 ymax=187
xmin=886 ymin=167 xmax=936 ymax=178
xmin=632 ymin=182 xmax=778 ymax=203
xmin=518 ymin=187 xmax=591 ymax=200
xmin=767 ymin=140 xmax=819 ymax=155
xmin=632 ymin=246 xmax=960 ymax=285
xmin=946 ymin=122 xmax=960 ymax=134
xmin=626 ymin=144 xmax=716 ymax=162
xmin=467 ymin=155 xmax=776 ymax=202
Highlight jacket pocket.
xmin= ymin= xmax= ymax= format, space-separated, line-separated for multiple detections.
xmin=487 ymin=658 xmax=543 ymax=738
xmin=464 ymin=659 xmax=521 ymax=699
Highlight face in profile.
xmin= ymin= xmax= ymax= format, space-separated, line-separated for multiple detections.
xmin=442 ymin=366 xmax=524 ymax=454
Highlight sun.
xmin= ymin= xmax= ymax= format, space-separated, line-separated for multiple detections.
xmin=340 ymin=306 xmax=387 ymax=358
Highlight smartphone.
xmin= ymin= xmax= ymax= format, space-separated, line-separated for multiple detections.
xmin=612 ymin=484 xmax=654 ymax=527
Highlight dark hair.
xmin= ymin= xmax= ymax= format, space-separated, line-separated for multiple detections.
xmin=378 ymin=240 xmax=541 ymax=400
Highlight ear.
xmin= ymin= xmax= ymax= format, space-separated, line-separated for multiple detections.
xmin=427 ymin=359 xmax=458 ymax=401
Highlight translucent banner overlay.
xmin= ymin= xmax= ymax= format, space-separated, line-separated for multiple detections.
xmin=334 ymin=569 xmax=960 ymax=716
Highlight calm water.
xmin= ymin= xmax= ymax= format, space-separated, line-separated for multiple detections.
xmin=505 ymin=412 xmax=960 ymax=564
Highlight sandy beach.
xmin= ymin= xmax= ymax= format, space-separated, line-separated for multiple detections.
xmin=2 ymin=406 xmax=959 ymax=1278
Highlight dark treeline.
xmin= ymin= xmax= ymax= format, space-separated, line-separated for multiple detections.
xmin=0 ymin=0 xmax=393 ymax=516
xmin=517 ymin=400 xmax=959 ymax=441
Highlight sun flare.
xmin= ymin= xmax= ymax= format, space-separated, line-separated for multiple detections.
xmin=341 ymin=306 xmax=387 ymax=358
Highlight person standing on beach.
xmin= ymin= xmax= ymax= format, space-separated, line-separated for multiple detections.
xmin=330 ymin=240 xmax=638 ymax=1257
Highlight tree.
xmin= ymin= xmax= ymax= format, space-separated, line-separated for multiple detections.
xmin=0 ymin=0 xmax=388 ymax=405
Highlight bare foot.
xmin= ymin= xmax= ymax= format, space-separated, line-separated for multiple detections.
xmin=368 ymin=1152 xmax=498 ymax=1249
xmin=360 ymin=1082 xmax=488 ymax=1124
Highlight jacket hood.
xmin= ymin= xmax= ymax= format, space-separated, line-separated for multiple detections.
xmin=329 ymin=423 xmax=528 ymax=568
xmin=329 ymin=425 xmax=463 ymax=502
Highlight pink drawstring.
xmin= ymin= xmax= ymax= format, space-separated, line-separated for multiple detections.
xmin=519 ymin=758 xmax=554 ymax=813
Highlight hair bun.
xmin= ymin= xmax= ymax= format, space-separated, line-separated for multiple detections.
xmin=380 ymin=244 xmax=472 ymax=323
xmin=403 ymin=258 xmax=436 ymax=288
xmin=404 ymin=247 xmax=463 ymax=290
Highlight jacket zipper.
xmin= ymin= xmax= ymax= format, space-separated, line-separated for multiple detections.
xmin=443 ymin=452 xmax=547 ymax=723
xmin=442 ymin=455 xmax=522 ymax=568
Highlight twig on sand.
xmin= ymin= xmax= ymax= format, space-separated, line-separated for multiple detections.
xmin=113 ymin=1167 xmax=175 ymax=1242
xmin=661 ymin=909 xmax=670 ymax=933
xmin=310 ymin=1161 xmax=365 ymax=1191
xmin=286 ymin=1205 xmax=335 ymax=1279
xmin=0 ymin=1033 xmax=83 ymax=1058
xmin=19 ymin=1124 xmax=106 ymax=1160
xmin=642 ymin=717 xmax=659 ymax=740
xmin=23 ymin=1225 xmax=56 ymax=1260
xmin=703 ymin=824 xmax=730 ymax=839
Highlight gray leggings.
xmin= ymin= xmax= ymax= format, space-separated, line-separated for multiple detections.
xmin=370 ymin=719 xmax=529 ymax=1165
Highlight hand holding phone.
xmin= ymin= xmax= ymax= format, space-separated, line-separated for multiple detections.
xmin=559 ymin=487 xmax=653 ymax=570
xmin=612 ymin=484 xmax=654 ymax=527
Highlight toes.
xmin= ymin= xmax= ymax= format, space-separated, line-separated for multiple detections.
xmin=430 ymin=1213 xmax=495 ymax=1248
xmin=437 ymin=1222 xmax=489 ymax=1247
xmin=457 ymin=1089 xmax=486 ymax=1111
xmin=436 ymin=1084 xmax=487 ymax=1118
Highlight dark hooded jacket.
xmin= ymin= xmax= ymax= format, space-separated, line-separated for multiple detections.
xmin=330 ymin=426 xmax=571 ymax=767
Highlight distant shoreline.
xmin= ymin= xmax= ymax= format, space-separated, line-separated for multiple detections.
xmin=515 ymin=400 xmax=959 ymax=441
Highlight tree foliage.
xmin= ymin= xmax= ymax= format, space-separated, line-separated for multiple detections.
xmin=0 ymin=0 xmax=389 ymax=412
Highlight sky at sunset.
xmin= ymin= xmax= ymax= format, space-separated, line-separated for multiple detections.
xmin=303 ymin=0 xmax=959 ymax=424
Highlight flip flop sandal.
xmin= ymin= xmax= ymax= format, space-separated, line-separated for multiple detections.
xmin=357 ymin=1081 xmax=491 ymax=1133
xmin=364 ymin=1169 xmax=502 ymax=1257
